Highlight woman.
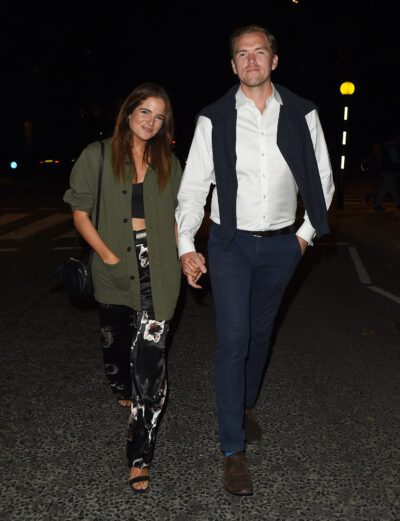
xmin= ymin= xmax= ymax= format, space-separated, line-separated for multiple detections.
xmin=63 ymin=83 xmax=183 ymax=492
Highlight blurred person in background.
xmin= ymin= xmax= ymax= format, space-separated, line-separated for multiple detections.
xmin=373 ymin=133 xmax=400 ymax=211
xmin=361 ymin=141 xmax=381 ymax=206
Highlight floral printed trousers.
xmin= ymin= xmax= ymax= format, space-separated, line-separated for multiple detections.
xmin=98 ymin=230 xmax=169 ymax=469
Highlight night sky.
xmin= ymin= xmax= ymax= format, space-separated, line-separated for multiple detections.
xmin=4 ymin=0 xmax=399 ymax=171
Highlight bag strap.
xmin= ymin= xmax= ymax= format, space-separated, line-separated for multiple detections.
xmin=94 ymin=140 xmax=105 ymax=230
xmin=87 ymin=141 xmax=104 ymax=266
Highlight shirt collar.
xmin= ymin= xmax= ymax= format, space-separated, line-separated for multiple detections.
xmin=235 ymin=82 xmax=283 ymax=110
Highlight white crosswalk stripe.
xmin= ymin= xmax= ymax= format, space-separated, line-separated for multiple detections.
xmin=55 ymin=229 xmax=76 ymax=239
xmin=0 ymin=213 xmax=71 ymax=240
xmin=0 ymin=208 xmax=83 ymax=254
xmin=0 ymin=213 xmax=30 ymax=226
xmin=0 ymin=210 xmax=75 ymax=253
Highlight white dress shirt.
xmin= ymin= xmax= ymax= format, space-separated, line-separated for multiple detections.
xmin=176 ymin=85 xmax=334 ymax=257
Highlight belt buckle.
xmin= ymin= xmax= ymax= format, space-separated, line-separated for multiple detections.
xmin=251 ymin=231 xmax=263 ymax=238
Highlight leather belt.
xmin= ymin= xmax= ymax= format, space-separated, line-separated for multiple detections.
xmin=238 ymin=224 xmax=297 ymax=238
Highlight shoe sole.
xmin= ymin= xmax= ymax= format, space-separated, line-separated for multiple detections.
xmin=224 ymin=486 xmax=253 ymax=496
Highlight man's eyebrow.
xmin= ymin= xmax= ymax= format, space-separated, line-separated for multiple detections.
xmin=235 ymin=45 xmax=268 ymax=54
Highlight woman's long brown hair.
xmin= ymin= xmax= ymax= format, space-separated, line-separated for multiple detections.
xmin=111 ymin=82 xmax=174 ymax=190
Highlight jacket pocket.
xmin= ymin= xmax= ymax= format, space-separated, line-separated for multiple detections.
xmin=103 ymin=260 xmax=127 ymax=289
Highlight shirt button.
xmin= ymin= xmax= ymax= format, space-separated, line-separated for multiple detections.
xmin=122 ymin=189 xmax=128 ymax=194
xmin=127 ymin=246 xmax=131 ymax=252
xmin=129 ymin=275 xmax=135 ymax=280
xmin=123 ymin=218 xmax=128 ymax=223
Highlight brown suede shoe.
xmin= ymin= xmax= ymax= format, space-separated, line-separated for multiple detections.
xmin=223 ymin=452 xmax=253 ymax=495
xmin=245 ymin=408 xmax=262 ymax=443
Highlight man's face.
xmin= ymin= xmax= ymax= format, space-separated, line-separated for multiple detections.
xmin=231 ymin=31 xmax=278 ymax=88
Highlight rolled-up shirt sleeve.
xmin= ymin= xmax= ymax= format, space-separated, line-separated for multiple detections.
xmin=296 ymin=109 xmax=335 ymax=244
xmin=175 ymin=116 xmax=215 ymax=257
xmin=63 ymin=145 xmax=97 ymax=213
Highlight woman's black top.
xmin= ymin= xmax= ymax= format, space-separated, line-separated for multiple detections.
xmin=131 ymin=183 xmax=145 ymax=218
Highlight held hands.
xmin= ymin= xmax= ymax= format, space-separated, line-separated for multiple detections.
xmin=180 ymin=252 xmax=207 ymax=289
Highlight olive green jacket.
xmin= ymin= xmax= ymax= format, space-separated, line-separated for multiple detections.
xmin=63 ymin=138 xmax=183 ymax=320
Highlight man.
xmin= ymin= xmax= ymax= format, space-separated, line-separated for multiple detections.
xmin=175 ymin=25 xmax=334 ymax=495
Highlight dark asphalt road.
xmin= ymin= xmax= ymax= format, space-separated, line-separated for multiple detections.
xmin=0 ymin=175 xmax=399 ymax=520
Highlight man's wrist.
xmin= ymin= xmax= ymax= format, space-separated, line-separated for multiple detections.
xmin=178 ymin=236 xmax=196 ymax=258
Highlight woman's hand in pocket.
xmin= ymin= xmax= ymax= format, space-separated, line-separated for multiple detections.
xmin=102 ymin=252 xmax=121 ymax=265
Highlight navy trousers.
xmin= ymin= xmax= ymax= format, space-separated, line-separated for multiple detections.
xmin=208 ymin=223 xmax=302 ymax=452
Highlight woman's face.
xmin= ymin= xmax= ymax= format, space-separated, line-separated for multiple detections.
xmin=128 ymin=96 xmax=166 ymax=144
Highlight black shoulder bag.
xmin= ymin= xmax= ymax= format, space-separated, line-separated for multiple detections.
xmin=63 ymin=141 xmax=104 ymax=300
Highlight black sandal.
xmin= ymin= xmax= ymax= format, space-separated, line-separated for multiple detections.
xmin=129 ymin=475 xmax=150 ymax=494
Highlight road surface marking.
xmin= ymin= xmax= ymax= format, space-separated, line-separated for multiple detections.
xmin=0 ymin=248 xmax=20 ymax=252
xmin=348 ymin=246 xmax=372 ymax=284
xmin=0 ymin=213 xmax=29 ymax=226
xmin=53 ymin=246 xmax=83 ymax=250
xmin=368 ymin=286 xmax=400 ymax=305
xmin=53 ymin=230 xmax=76 ymax=239
xmin=0 ymin=214 xmax=71 ymax=240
